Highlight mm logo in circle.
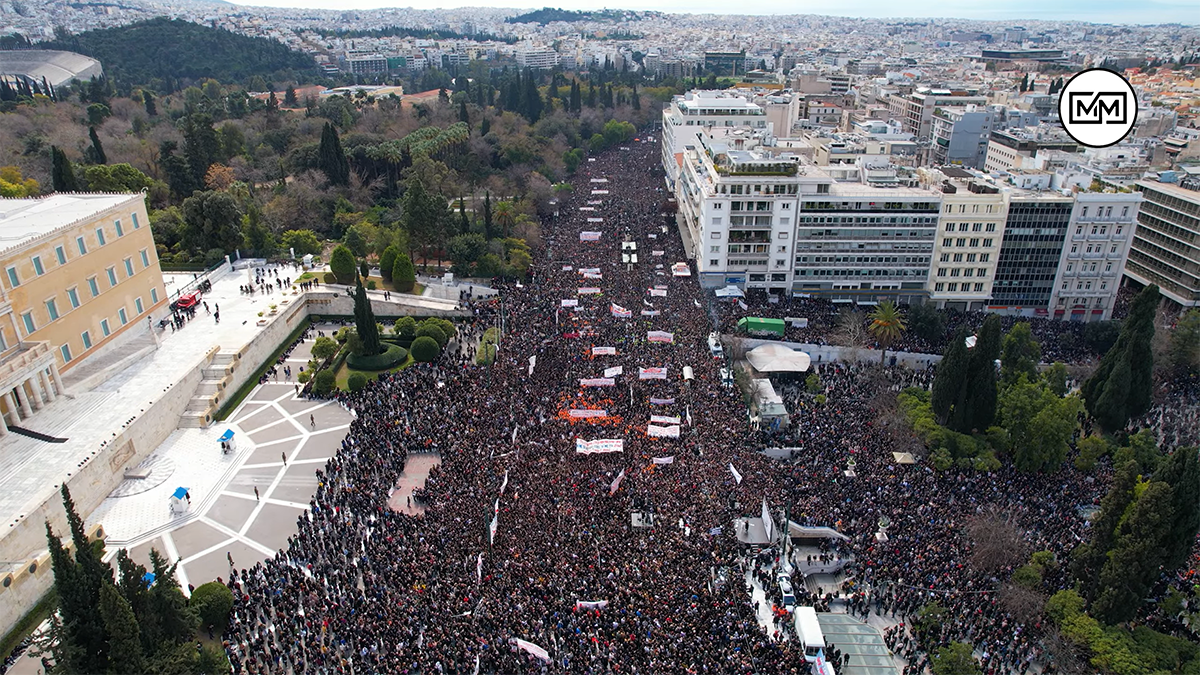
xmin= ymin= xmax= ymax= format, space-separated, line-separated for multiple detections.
xmin=1058 ymin=68 xmax=1137 ymax=148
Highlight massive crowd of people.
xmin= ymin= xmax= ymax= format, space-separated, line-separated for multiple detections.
xmin=221 ymin=136 xmax=1188 ymax=675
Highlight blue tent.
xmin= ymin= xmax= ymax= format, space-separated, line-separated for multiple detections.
xmin=143 ymin=572 xmax=156 ymax=586
xmin=219 ymin=429 xmax=234 ymax=442
xmin=171 ymin=487 xmax=190 ymax=500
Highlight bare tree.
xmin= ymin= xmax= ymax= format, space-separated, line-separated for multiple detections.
xmin=963 ymin=509 xmax=1029 ymax=574
xmin=997 ymin=583 xmax=1045 ymax=624
xmin=833 ymin=308 xmax=870 ymax=348
xmin=1041 ymin=626 xmax=1088 ymax=675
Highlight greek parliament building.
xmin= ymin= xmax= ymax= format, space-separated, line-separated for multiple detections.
xmin=0 ymin=193 xmax=166 ymax=435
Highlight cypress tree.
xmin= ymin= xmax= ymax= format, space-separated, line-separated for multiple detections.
xmin=143 ymin=90 xmax=157 ymax=116
xmin=1083 ymin=284 xmax=1159 ymax=430
xmin=88 ymin=126 xmax=107 ymax=165
xmin=458 ymin=195 xmax=470 ymax=234
xmin=1154 ymin=447 xmax=1200 ymax=573
xmin=482 ymin=191 xmax=494 ymax=240
xmin=353 ymin=276 xmax=381 ymax=356
xmin=284 ymin=85 xmax=298 ymax=107
xmin=961 ymin=314 xmax=1002 ymax=432
xmin=318 ymin=122 xmax=351 ymax=186
xmin=631 ymin=82 xmax=641 ymax=110
xmin=570 ymin=80 xmax=581 ymax=112
xmin=932 ymin=328 xmax=970 ymax=425
xmin=99 ymin=581 xmax=147 ymax=674
xmin=1092 ymin=481 xmax=1174 ymax=624
xmin=51 ymin=145 xmax=79 ymax=192
xmin=459 ymin=98 xmax=470 ymax=126
xmin=1072 ymin=460 xmax=1139 ymax=602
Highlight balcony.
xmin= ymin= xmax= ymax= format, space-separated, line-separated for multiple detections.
xmin=0 ymin=340 xmax=53 ymax=390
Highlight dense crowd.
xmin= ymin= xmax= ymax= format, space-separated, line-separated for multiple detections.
xmin=221 ymin=135 xmax=1176 ymax=675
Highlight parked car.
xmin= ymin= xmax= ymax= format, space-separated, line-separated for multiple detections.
xmin=707 ymin=332 xmax=724 ymax=359
xmin=778 ymin=574 xmax=796 ymax=608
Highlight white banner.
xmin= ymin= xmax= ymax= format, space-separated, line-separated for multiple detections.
xmin=514 ymin=638 xmax=551 ymax=663
xmin=587 ymin=200 xmax=603 ymax=205
xmin=652 ymin=250 xmax=665 ymax=256
xmin=738 ymin=300 xmax=749 ymax=311
xmin=650 ymin=415 xmax=681 ymax=425
xmin=578 ymin=206 xmax=595 ymax=211
xmin=762 ymin=496 xmax=775 ymax=543
xmin=569 ymin=409 xmax=608 ymax=418
xmin=583 ymin=272 xmax=602 ymax=280
xmin=577 ymin=268 xmax=601 ymax=275
xmin=603 ymin=366 xmax=623 ymax=378
xmin=641 ymin=310 xmax=660 ymax=316
xmin=648 ymin=289 xmax=667 ymax=297
xmin=561 ymin=299 xmax=578 ymax=307
xmin=476 ymin=553 xmax=484 ymax=583
xmin=561 ymin=265 xmax=573 ymax=271
xmin=639 ymin=367 xmax=668 ymax=380
xmin=591 ymin=189 xmax=610 ymax=195
xmin=580 ymin=231 xmax=602 ymax=241
xmin=611 ymin=303 xmax=632 ymax=318
xmin=528 ymin=355 xmax=536 ymax=375
xmin=729 ymin=464 xmax=743 ymax=485
xmin=578 ymin=287 xmax=602 ymax=295
xmin=649 ymin=397 xmax=675 ymax=405
xmin=587 ymin=217 xmax=604 ymax=223
xmin=609 ymin=469 xmax=626 ymax=496
xmin=647 ymin=331 xmax=674 ymax=343
xmin=647 ymin=424 xmax=681 ymax=438
xmin=590 ymin=178 xmax=609 ymax=183
xmin=652 ymin=456 xmax=675 ymax=465
xmin=592 ymin=346 xmax=616 ymax=356
xmin=500 ymin=470 xmax=509 ymax=495
xmin=576 ymin=600 xmax=610 ymax=610
xmin=671 ymin=263 xmax=691 ymax=277
xmin=575 ymin=438 xmax=624 ymax=454
xmin=580 ymin=378 xmax=616 ymax=387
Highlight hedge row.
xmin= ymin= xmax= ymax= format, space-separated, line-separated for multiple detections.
xmin=346 ymin=343 xmax=408 ymax=371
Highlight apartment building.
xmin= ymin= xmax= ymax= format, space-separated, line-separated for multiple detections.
xmin=676 ymin=133 xmax=807 ymax=295
xmin=662 ymin=91 xmax=769 ymax=189
xmin=515 ymin=46 xmax=559 ymax=70
xmin=889 ymin=88 xmax=988 ymax=140
xmin=930 ymin=105 xmax=997 ymax=168
xmin=1126 ymin=180 xmax=1200 ymax=308
xmin=1050 ymin=193 xmax=1141 ymax=320
xmin=0 ymin=193 xmax=166 ymax=433
xmin=983 ymin=128 xmax=1080 ymax=174
xmin=346 ymin=54 xmax=388 ymax=75
xmin=925 ymin=168 xmax=1009 ymax=311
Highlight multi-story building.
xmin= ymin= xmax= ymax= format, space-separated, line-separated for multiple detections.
xmin=889 ymin=88 xmax=988 ymax=140
xmin=983 ymin=127 xmax=1080 ymax=174
xmin=930 ymin=105 xmax=997 ymax=168
xmin=989 ymin=191 xmax=1075 ymax=317
xmin=1050 ymin=192 xmax=1141 ymax=320
xmin=925 ymin=168 xmax=1010 ymax=311
xmin=1126 ymin=180 xmax=1200 ymax=308
xmin=661 ymin=90 xmax=768 ymax=189
xmin=0 ymin=193 xmax=166 ymax=433
xmin=346 ymin=54 xmax=388 ymax=75
xmin=515 ymin=46 xmax=559 ymax=70
xmin=703 ymin=51 xmax=746 ymax=77
xmin=676 ymin=133 xmax=806 ymax=295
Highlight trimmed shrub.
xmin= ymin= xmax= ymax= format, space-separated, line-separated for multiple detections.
xmin=191 ymin=581 xmax=233 ymax=630
xmin=394 ymin=316 xmax=417 ymax=336
xmin=347 ymin=372 xmax=368 ymax=392
xmin=380 ymin=245 xmax=399 ymax=281
xmin=410 ymin=336 xmax=440 ymax=362
xmin=329 ymin=244 xmax=356 ymax=284
xmin=415 ymin=322 xmax=446 ymax=347
xmin=297 ymin=371 xmax=311 ymax=383
xmin=433 ymin=318 xmax=457 ymax=342
xmin=323 ymin=272 xmax=336 ymax=284
xmin=346 ymin=343 xmax=408 ymax=371
xmin=313 ymin=369 xmax=336 ymax=395
xmin=392 ymin=253 xmax=415 ymax=292
xmin=367 ymin=280 xmax=377 ymax=290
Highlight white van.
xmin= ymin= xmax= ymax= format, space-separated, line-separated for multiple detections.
xmin=794 ymin=607 xmax=826 ymax=663
xmin=707 ymin=332 xmax=724 ymax=359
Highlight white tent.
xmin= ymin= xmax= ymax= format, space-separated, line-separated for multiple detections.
xmin=746 ymin=343 xmax=811 ymax=373
xmin=714 ymin=285 xmax=745 ymax=298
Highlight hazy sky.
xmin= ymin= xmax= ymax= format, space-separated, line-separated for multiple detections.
xmin=232 ymin=0 xmax=1196 ymax=25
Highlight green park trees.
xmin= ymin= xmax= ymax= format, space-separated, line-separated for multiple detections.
xmin=353 ymin=276 xmax=382 ymax=357
xmin=1083 ymin=284 xmax=1159 ymax=431
xmin=392 ymin=252 xmax=416 ymax=292
xmin=181 ymin=190 xmax=243 ymax=256
xmin=329 ymin=244 xmax=356 ymax=284
xmin=998 ymin=377 xmax=1083 ymax=473
xmin=317 ymin=122 xmax=350 ymax=186
xmin=931 ymin=316 xmax=1002 ymax=434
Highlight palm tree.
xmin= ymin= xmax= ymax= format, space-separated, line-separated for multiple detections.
xmin=494 ymin=200 xmax=516 ymax=239
xmin=868 ymin=300 xmax=906 ymax=364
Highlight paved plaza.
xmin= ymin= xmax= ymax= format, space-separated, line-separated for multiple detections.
xmin=88 ymin=334 xmax=353 ymax=591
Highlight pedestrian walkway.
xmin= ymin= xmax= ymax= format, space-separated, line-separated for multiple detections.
xmin=89 ymin=364 xmax=352 ymax=593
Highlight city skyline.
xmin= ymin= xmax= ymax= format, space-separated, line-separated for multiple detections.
xmin=229 ymin=0 xmax=1197 ymax=26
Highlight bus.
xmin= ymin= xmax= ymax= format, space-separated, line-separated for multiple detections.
xmin=794 ymin=607 xmax=826 ymax=664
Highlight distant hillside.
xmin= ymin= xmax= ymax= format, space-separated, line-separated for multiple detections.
xmin=505 ymin=7 xmax=647 ymax=25
xmin=313 ymin=25 xmax=516 ymax=44
xmin=42 ymin=18 xmax=316 ymax=89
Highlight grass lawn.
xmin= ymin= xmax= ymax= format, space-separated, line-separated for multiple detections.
xmin=334 ymin=354 xmax=415 ymax=390
xmin=369 ymin=275 xmax=425 ymax=297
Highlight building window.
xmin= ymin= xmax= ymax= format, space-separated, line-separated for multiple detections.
xmin=967 ymin=253 xmax=977 ymax=262
xmin=140 ymin=249 xmax=150 ymax=268
xmin=77 ymin=236 xmax=87 ymax=255
xmin=151 ymin=288 xmax=159 ymax=303
xmin=1116 ymin=226 xmax=1123 ymax=235
xmin=710 ymin=259 xmax=719 ymax=267
xmin=1062 ymin=282 xmax=1068 ymax=290
xmin=710 ymin=232 xmax=721 ymax=239
xmin=45 ymin=299 xmax=58 ymax=321
xmin=983 ymin=239 xmax=993 ymax=247
xmin=1076 ymin=226 xmax=1083 ymax=235
xmin=947 ymin=282 xmax=958 ymax=291
xmin=124 ymin=258 xmax=134 ymax=277
xmin=711 ymin=218 xmax=723 ymax=226
xmin=1081 ymin=207 xmax=1088 ymax=217
xmin=958 ymin=223 xmax=969 ymax=232
xmin=969 ymin=238 xmax=979 ymax=247
xmin=107 ymin=267 xmax=118 ymax=287
xmin=101 ymin=319 xmax=110 ymax=337
xmin=21 ymin=311 xmax=35 ymax=335
xmin=956 ymin=238 xmax=966 ymax=247
xmin=986 ymin=223 xmax=996 ymax=232
xmin=1121 ymin=207 xmax=1129 ymax=217
xmin=942 ymin=238 xmax=952 ymax=247
xmin=1105 ymin=263 xmax=1112 ymax=272
xmin=937 ymin=268 xmax=946 ymax=277
xmin=953 ymin=253 xmax=963 ymax=262
xmin=979 ymin=253 xmax=990 ymax=262
xmin=6 ymin=266 xmax=19 ymax=289
xmin=974 ymin=283 xmax=984 ymax=292
xmin=115 ymin=220 xmax=124 ymax=237
xmin=88 ymin=277 xmax=100 ymax=297
xmin=972 ymin=223 xmax=982 ymax=232
xmin=964 ymin=269 xmax=974 ymax=278
xmin=1071 ymin=245 xmax=1078 ymax=253
xmin=67 ymin=287 xmax=80 ymax=309
xmin=935 ymin=283 xmax=945 ymax=292
xmin=60 ymin=344 xmax=72 ymax=363
xmin=118 ymin=308 xmax=128 ymax=325
xmin=1067 ymin=263 xmax=1074 ymax=272
xmin=96 ymin=228 xmax=106 ymax=246
xmin=82 ymin=331 xmax=92 ymax=349
xmin=132 ymin=213 xmax=140 ymax=229
xmin=28 ymin=256 xmax=42 ymax=278
xmin=55 ymin=246 xmax=67 ymax=265
xmin=940 ymin=253 xmax=950 ymax=262
xmin=1110 ymin=245 xmax=1118 ymax=254
xmin=135 ymin=297 xmax=144 ymax=314
xmin=944 ymin=223 xmax=954 ymax=232
xmin=950 ymin=269 xmax=961 ymax=277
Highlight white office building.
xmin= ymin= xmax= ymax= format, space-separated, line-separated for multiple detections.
xmin=1050 ymin=192 xmax=1142 ymax=321
xmin=662 ymin=90 xmax=769 ymax=189
xmin=921 ymin=167 xmax=1010 ymax=311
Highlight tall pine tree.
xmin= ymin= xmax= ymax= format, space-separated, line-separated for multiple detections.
xmin=353 ymin=276 xmax=382 ymax=356
xmin=1154 ymin=447 xmax=1200 ymax=572
xmin=1083 ymin=284 xmax=1159 ymax=430
xmin=51 ymin=145 xmax=79 ymax=192
xmin=87 ymin=126 xmax=107 ymax=165
xmin=931 ymin=328 xmax=970 ymax=425
xmin=1072 ymin=460 xmax=1139 ymax=603
xmin=960 ymin=314 xmax=1002 ymax=432
xmin=318 ymin=122 xmax=351 ymax=186
xmin=99 ymin=581 xmax=147 ymax=674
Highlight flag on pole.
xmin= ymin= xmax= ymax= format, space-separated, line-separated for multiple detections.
xmin=729 ymin=464 xmax=743 ymax=484
xmin=762 ymin=496 xmax=775 ymax=542
xmin=499 ymin=470 xmax=509 ymax=495
xmin=476 ymin=553 xmax=484 ymax=582
xmin=528 ymin=355 xmax=536 ymax=375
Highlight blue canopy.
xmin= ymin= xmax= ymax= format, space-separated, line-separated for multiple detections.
xmin=143 ymin=572 xmax=156 ymax=585
xmin=171 ymin=487 xmax=190 ymax=500
xmin=219 ymin=429 xmax=234 ymax=442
